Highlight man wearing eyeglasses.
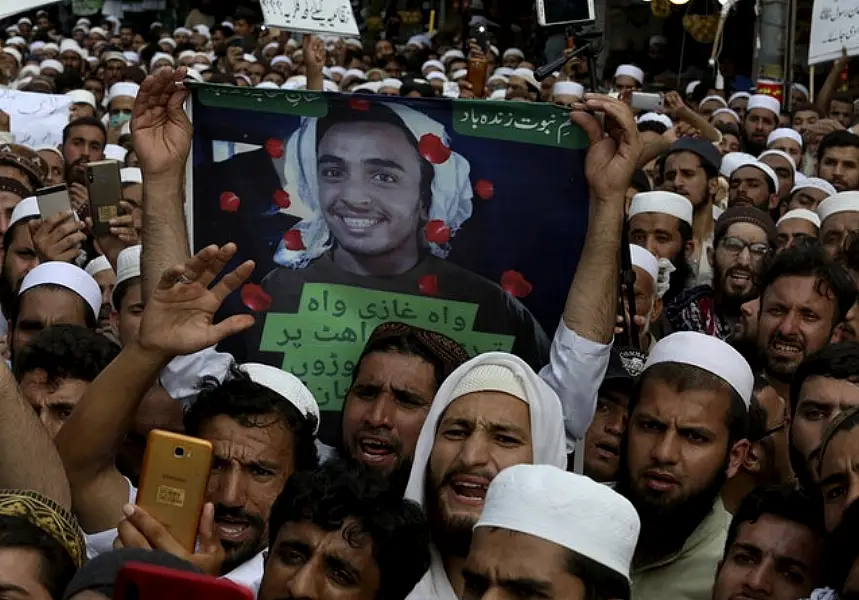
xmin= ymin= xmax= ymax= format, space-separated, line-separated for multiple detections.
xmin=722 ymin=376 xmax=794 ymax=513
xmin=667 ymin=207 xmax=777 ymax=340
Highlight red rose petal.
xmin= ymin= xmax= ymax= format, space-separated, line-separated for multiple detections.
xmin=350 ymin=98 xmax=371 ymax=111
xmin=424 ymin=219 xmax=451 ymax=245
xmin=273 ymin=189 xmax=291 ymax=209
xmin=501 ymin=270 xmax=533 ymax=298
xmin=219 ymin=191 xmax=240 ymax=212
xmin=418 ymin=274 xmax=439 ymax=296
xmin=265 ymin=138 xmax=285 ymax=158
xmin=475 ymin=179 xmax=495 ymax=200
xmin=283 ymin=229 xmax=306 ymax=251
xmin=241 ymin=283 xmax=272 ymax=312
xmin=418 ymin=133 xmax=452 ymax=165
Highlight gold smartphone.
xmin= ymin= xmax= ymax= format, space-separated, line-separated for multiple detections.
xmin=136 ymin=430 xmax=214 ymax=552
xmin=85 ymin=160 xmax=122 ymax=237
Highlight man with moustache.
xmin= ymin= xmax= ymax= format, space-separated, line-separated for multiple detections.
xmin=743 ymin=95 xmax=781 ymax=156
xmin=616 ymin=332 xmax=753 ymax=600
xmin=818 ymin=192 xmax=859 ymax=261
xmin=817 ymin=131 xmax=859 ymax=193
xmin=755 ymin=244 xmax=856 ymax=404
xmin=786 ymin=178 xmax=836 ymax=212
xmin=627 ymin=191 xmax=695 ymax=304
xmin=789 ymin=343 xmax=859 ymax=493
xmin=61 ymin=117 xmax=106 ymax=212
xmin=667 ymin=207 xmax=777 ymax=340
xmin=727 ymin=160 xmax=780 ymax=213
xmin=403 ymin=353 xmax=566 ymax=600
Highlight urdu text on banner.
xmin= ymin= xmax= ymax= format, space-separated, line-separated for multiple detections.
xmin=259 ymin=0 xmax=360 ymax=37
xmin=188 ymin=84 xmax=590 ymax=446
xmin=808 ymin=0 xmax=859 ymax=65
xmin=0 ymin=89 xmax=69 ymax=148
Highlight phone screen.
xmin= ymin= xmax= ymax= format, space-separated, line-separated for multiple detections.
xmin=36 ymin=185 xmax=71 ymax=220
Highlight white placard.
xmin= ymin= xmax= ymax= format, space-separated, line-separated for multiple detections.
xmin=0 ymin=0 xmax=62 ymax=21
xmin=0 ymin=89 xmax=70 ymax=148
xmin=808 ymin=0 xmax=859 ymax=65
xmin=260 ymin=0 xmax=359 ymax=37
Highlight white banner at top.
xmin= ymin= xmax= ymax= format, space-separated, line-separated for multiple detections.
xmin=259 ymin=0 xmax=359 ymax=37
xmin=808 ymin=0 xmax=859 ymax=65
xmin=0 ymin=0 xmax=61 ymax=21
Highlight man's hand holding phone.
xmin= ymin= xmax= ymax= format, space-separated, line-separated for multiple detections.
xmin=29 ymin=211 xmax=87 ymax=263
xmin=115 ymin=502 xmax=226 ymax=576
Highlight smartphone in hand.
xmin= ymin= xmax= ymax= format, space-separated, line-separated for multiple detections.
xmin=85 ymin=160 xmax=122 ymax=237
xmin=36 ymin=184 xmax=72 ymax=220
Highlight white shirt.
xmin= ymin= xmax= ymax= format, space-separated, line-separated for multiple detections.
xmin=84 ymin=479 xmax=265 ymax=597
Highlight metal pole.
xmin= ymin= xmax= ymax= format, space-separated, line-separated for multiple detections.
xmin=784 ymin=0 xmax=798 ymax=111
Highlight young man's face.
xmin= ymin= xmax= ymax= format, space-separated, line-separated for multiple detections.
xmin=829 ymin=100 xmax=854 ymax=128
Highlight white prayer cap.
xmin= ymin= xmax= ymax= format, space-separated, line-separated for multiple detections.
xmin=2 ymin=48 xmax=21 ymax=65
xmin=731 ymin=159 xmax=779 ymax=195
xmin=18 ymin=17 xmax=32 ymax=26
xmin=8 ymin=196 xmax=39 ymax=230
xmin=108 ymin=82 xmax=139 ymax=103
xmin=19 ymin=262 xmax=101 ymax=318
xmin=637 ymin=112 xmax=673 ymax=129
xmin=630 ymin=245 xmax=659 ymax=286
xmin=795 ymin=172 xmax=808 ymax=184
xmin=379 ymin=78 xmax=402 ymax=91
xmin=353 ymin=82 xmax=381 ymax=93
xmin=85 ymin=255 xmax=113 ymax=277
xmin=123 ymin=51 xmax=140 ymax=64
xmin=487 ymin=74 xmax=509 ymax=86
xmin=343 ymin=68 xmax=366 ymax=81
xmin=649 ymin=34 xmax=668 ymax=46
xmin=777 ymin=208 xmax=821 ymax=228
xmin=441 ymin=49 xmax=465 ymax=63
xmin=503 ymin=48 xmax=525 ymax=60
xmin=728 ymin=91 xmax=751 ymax=105
xmin=255 ymin=81 xmax=280 ymax=89
xmin=173 ymin=26 xmax=192 ymax=36
xmin=489 ymin=45 xmax=500 ymax=57
xmin=76 ymin=17 xmax=91 ymax=26
xmin=43 ymin=43 xmax=59 ymax=54
xmin=759 ymin=149 xmax=796 ymax=174
xmin=644 ymin=331 xmax=754 ymax=407
xmin=344 ymin=38 xmax=363 ymax=50
xmin=194 ymin=24 xmax=210 ymax=37
xmin=699 ymin=94 xmax=727 ymax=108
xmin=817 ymin=192 xmax=859 ymax=223
xmin=791 ymin=177 xmax=836 ymax=197
xmin=628 ymin=191 xmax=694 ymax=226
xmin=476 ymin=465 xmax=640 ymax=582
xmin=104 ymin=144 xmax=127 ymax=163
xmin=4 ymin=26 xmax=16 ymax=35
xmin=60 ymin=40 xmax=84 ymax=57
xmin=493 ymin=67 xmax=514 ymax=78
xmin=263 ymin=42 xmax=280 ymax=55
xmin=322 ymin=80 xmax=340 ymax=93
xmin=329 ymin=65 xmax=347 ymax=77
xmin=6 ymin=36 xmax=26 ymax=47
xmin=747 ymin=94 xmax=781 ymax=117
xmin=269 ymin=56 xmax=292 ymax=69
xmin=711 ymin=109 xmax=740 ymax=125
xmin=178 ymin=50 xmax=196 ymax=61
xmin=285 ymin=38 xmax=300 ymax=50
xmin=792 ymin=83 xmax=810 ymax=100
xmin=19 ymin=65 xmax=40 ymax=78
xmin=242 ymin=53 xmax=257 ymax=64
xmin=102 ymin=51 xmax=127 ymax=65
xmin=719 ymin=151 xmax=757 ymax=178
xmin=686 ymin=81 xmax=700 ymax=96
xmin=158 ymin=37 xmax=177 ymax=49
xmin=89 ymin=26 xmax=107 ymax=38
xmin=150 ymin=52 xmax=175 ymax=68
xmin=426 ymin=71 xmax=448 ymax=82
xmin=241 ymin=363 xmax=321 ymax=433
xmin=40 ymin=59 xmax=64 ymax=74
xmin=552 ymin=81 xmax=584 ymax=98
xmin=614 ymin=64 xmax=643 ymax=84
xmin=767 ymin=127 xmax=803 ymax=148
xmin=111 ymin=245 xmax=141 ymax=309
xmin=512 ymin=68 xmax=539 ymax=91
xmin=489 ymin=89 xmax=507 ymax=100
xmin=452 ymin=69 xmax=468 ymax=81
xmin=282 ymin=76 xmax=307 ymax=91
xmin=120 ymin=167 xmax=142 ymax=184
xmin=30 ymin=41 xmax=45 ymax=52
xmin=421 ymin=59 xmax=444 ymax=74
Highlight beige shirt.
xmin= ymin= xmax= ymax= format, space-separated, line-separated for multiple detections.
xmin=631 ymin=499 xmax=731 ymax=600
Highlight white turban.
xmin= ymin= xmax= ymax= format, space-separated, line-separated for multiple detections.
xmin=274 ymin=102 xmax=474 ymax=269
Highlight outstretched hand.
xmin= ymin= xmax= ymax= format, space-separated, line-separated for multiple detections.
xmin=570 ymin=94 xmax=642 ymax=201
xmin=138 ymin=243 xmax=255 ymax=358
xmin=132 ymin=67 xmax=192 ymax=178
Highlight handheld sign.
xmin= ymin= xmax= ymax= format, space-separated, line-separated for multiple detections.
xmin=809 ymin=0 xmax=859 ymax=65
xmin=259 ymin=0 xmax=359 ymax=37
xmin=0 ymin=0 xmax=62 ymax=20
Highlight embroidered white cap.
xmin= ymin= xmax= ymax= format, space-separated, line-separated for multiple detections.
xmin=241 ymin=362 xmax=321 ymax=433
xmin=777 ymin=208 xmax=821 ymax=228
xmin=85 ymin=255 xmax=113 ymax=277
xmin=40 ymin=58 xmax=64 ymax=73
xmin=628 ymin=191 xmax=694 ymax=226
xmin=746 ymin=94 xmax=781 ymax=118
xmin=107 ymin=82 xmax=139 ymax=103
xmin=476 ymin=464 xmax=640 ymax=582
xmin=730 ymin=159 xmax=779 ymax=195
xmin=644 ymin=331 xmax=754 ymax=407
xmin=767 ymin=127 xmax=803 ymax=148
xmin=817 ymin=192 xmax=859 ymax=223
xmin=791 ymin=177 xmax=837 ymax=197
xmin=720 ymin=152 xmax=758 ymax=178
xmin=759 ymin=149 xmax=797 ymax=174
xmin=19 ymin=261 xmax=101 ymax=318
xmin=728 ymin=91 xmax=751 ymax=105
xmin=66 ymin=89 xmax=97 ymax=109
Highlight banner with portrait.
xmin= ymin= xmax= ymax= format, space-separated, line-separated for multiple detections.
xmin=189 ymin=84 xmax=590 ymax=445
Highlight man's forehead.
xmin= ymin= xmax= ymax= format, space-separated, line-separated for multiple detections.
xmin=630 ymin=211 xmax=680 ymax=231
xmin=665 ymin=151 xmax=701 ymax=169
xmin=732 ymin=166 xmax=767 ymax=182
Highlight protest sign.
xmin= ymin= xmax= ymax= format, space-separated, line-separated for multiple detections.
xmin=259 ymin=0 xmax=359 ymax=36
xmin=0 ymin=0 xmax=61 ymax=20
xmin=808 ymin=0 xmax=859 ymax=64
xmin=189 ymin=84 xmax=589 ymax=444
xmin=0 ymin=89 xmax=69 ymax=148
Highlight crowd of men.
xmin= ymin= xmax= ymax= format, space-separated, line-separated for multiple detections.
xmin=0 ymin=5 xmax=859 ymax=600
